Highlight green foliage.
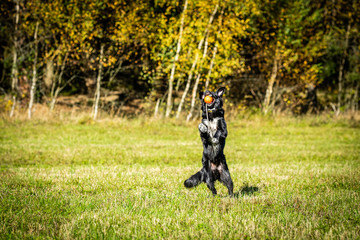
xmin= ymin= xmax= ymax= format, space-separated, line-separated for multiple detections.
xmin=0 ymin=0 xmax=359 ymax=115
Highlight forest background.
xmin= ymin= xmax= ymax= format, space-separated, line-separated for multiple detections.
xmin=1 ymin=1 xmax=360 ymax=238
xmin=0 ymin=0 xmax=359 ymax=119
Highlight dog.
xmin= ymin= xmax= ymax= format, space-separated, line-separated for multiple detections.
xmin=184 ymin=87 xmax=234 ymax=196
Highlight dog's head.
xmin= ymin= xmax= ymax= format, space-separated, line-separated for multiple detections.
xmin=199 ymin=87 xmax=225 ymax=119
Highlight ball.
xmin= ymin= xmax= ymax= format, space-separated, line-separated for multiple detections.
xmin=204 ymin=95 xmax=213 ymax=104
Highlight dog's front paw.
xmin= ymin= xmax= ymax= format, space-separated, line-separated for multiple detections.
xmin=198 ymin=123 xmax=208 ymax=133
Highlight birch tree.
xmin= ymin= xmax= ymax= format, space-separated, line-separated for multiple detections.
xmin=336 ymin=22 xmax=351 ymax=116
xmin=176 ymin=2 xmax=219 ymax=119
xmin=263 ymin=46 xmax=280 ymax=114
xmin=186 ymin=34 xmax=209 ymax=121
xmin=10 ymin=0 xmax=20 ymax=118
xmin=165 ymin=0 xmax=188 ymax=118
xmin=92 ymin=44 xmax=104 ymax=120
xmin=49 ymin=52 xmax=77 ymax=112
xmin=187 ymin=8 xmax=224 ymax=121
xmin=28 ymin=22 xmax=39 ymax=119
xmin=205 ymin=43 xmax=218 ymax=90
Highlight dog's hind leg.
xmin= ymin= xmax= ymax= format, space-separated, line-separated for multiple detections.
xmin=184 ymin=169 xmax=204 ymax=188
xmin=205 ymin=175 xmax=217 ymax=196
xmin=220 ymin=168 xmax=234 ymax=196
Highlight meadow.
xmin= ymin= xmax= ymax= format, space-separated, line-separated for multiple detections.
xmin=0 ymin=115 xmax=359 ymax=239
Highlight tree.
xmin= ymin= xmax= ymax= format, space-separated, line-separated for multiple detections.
xmin=176 ymin=2 xmax=219 ymax=119
xmin=9 ymin=0 xmax=20 ymax=117
xmin=0 ymin=0 xmax=358 ymax=118
xmin=320 ymin=0 xmax=360 ymax=114
xmin=187 ymin=7 xmax=226 ymax=121
xmin=165 ymin=0 xmax=188 ymax=118
xmin=241 ymin=0 xmax=326 ymax=114
xmin=27 ymin=21 xmax=39 ymax=119
xmin=93 ymin=43 xmax=104 ymax=120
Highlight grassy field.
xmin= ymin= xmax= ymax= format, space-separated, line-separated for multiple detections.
xmin=0 ymin=116 xmax=359 ymax=239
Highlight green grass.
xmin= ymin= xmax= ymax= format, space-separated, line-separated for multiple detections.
xmin=0 ymin=116 xmax=359 ymax=239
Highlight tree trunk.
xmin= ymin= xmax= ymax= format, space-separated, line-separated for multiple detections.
xmin=270 ymin=80 xmax=279 ymax=112
xmin=176 ymin=52 xmax=199 ymax=119
xmin=154 ymin=98 xmax=161 ymax=118
xmin=44 ymin=59 xmax=54 ymax=89
xmin=49 ymin=60 xmax=58 ymax=110
xmin=10 ymin=0 xmax=20 ymax=118
xmin=108 ymin=59 xmax=123 ymax=87
xmin=204 ymin=8 xmax=224 ymax=90
xmin=165 ymin=0 xmax=188 ymax=118
xmin=336 ymin=22 xmax=351 ymax=116
xmin=50 ymin=90 xmax=59 ymax=112
xmin=186 ymin=6 xmax=224 ymax=121
xmin=263 ymin=47 xmax=280 ymax=114
xmin=10 ymin=49 xmax=18 ymax=118
xmin=49 ymin=51 xmax=69 ymax=112
xmin=205 ymin=44 xmax=218 ymax=90
xmin=176 ymin=3 xmax=218 ymax=119
xmin=28 ymin=22 xmax=39 ymax=119
xmin=93 ymin=43 xmax=104 ymax=120
xmin=186 ymin=72 xmax=201 ymax=121
xmin=187 ymin=34 xmax=211 ymax=121
xmin=351 ymin=46 xmax=359 ymax=113
xmin=175 ymin=72 xmax=184 ymax=93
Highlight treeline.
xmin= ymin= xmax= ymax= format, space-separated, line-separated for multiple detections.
xmin=0 ymin=0 xmax=359 ymax=119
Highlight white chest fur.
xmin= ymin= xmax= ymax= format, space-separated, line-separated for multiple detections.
xmin=203 ymin=117 xmax=220 ymax=137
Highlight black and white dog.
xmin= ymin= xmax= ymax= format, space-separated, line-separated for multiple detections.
xmin=184 ymin=87 xmax=234 ymax=196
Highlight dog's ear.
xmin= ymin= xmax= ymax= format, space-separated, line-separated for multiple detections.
xmin=216 ymin=87 xmax=226 ymax=97
xmin=199 ymin=91 xmax=205 ymax=100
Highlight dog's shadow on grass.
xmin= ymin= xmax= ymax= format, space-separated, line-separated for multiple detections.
xmin=233 ymin=183 xmax=260 ymax=198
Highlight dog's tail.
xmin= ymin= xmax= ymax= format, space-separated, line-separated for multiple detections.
xmin=184 ymin=169 xmax=204 ymax=188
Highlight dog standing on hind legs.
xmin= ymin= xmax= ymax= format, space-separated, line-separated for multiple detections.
xmin=184 ymin=87 xmax=234 ymax=196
